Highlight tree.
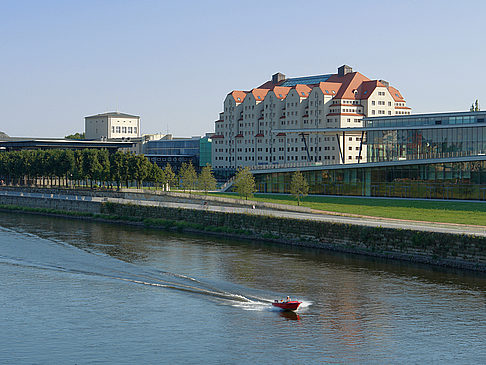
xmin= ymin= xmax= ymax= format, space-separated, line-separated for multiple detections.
xmin=65 ymin=132 xmax=85 ymax=140
xmin=198 ymin=164 xmax=217 ymax=194
xmin=164 ymin=163 xmax=176 ymax=190
xmin=290 ymin=170 xmax=309 ymax=206
xmin=109 ymin=151 xmax=124 ymax=189
xmin=149 ymin=163 xmax=166 ymax=190
xmin=470 ymin=100 xmax=480 ymax=112
xmin=234 ymin=167 xmax=256 ymax=200
xmin=179 ymin=162 xmax=197 ymax=192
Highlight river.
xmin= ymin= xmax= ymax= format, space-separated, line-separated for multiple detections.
xmin=1 ymin=211 xmax=485 ymax=364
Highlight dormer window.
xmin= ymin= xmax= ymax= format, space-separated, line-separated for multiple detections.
xmin=301 ymin=92 xmax=305 ymax=96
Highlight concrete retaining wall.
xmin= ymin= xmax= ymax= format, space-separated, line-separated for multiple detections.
xmin=1 ymin=188 xmax=486 ymax=271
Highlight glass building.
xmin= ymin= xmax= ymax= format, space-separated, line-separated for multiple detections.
xmin=144 ymin=136 xmax=209 ymax=172
xmin=365 ymin=111 xmax=486 ymax=162
xmin=253 ymin=111 xmax=486 ymax=200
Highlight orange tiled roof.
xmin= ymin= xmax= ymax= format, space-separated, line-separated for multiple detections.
xmin=388 ymin=86 xmax=405 ymax=102
xmin=251 ymin=88 xmax=269 ymax=101
xmin=229 ymin=90 xmax=247 ymax=103
xmin=294 ymin=84 xmax=312 ymax=98
xmin=318 ymin=82 xmax=341 ymax=95
xmin=273 ymin=86 xmax=291 ymax=99
xmin=327 ymin=72 xmax=370 ymax=100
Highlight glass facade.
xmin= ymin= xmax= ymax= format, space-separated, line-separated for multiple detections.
xmin=199 ymin=137 xmax=212 ymax=167
xmin=367 ymin=126 xmax=486 ymax=162
xmin=364 ymin=111 xmax=486 ymax=128
xmin=254 ymin=159 xmax=486 ymax=200
xmin=144 ymin=138 xmax=200 ymax=156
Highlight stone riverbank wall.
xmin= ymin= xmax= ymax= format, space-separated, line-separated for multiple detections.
xmin=1 ymin=189 xmax=486 ymax=271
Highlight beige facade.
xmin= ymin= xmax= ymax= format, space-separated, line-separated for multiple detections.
xmin=85 ymin=112 xmax=140 ymax=140
xmin=212 ymin=65 xmax=411 ymax=170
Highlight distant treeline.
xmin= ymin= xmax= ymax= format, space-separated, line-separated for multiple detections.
xmin=0 ymin=149 xmax=177 ymax=189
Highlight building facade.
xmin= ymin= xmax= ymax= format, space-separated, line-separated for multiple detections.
xmin=212 ymin=65 xmax=410 ymax=171
xmin=252 ymin=111 xmax=486 ymax=201
xmin=85 ymin=112 xmax=140 ymax=140
xmin=144 ymin=135 xmax=211 ymax=173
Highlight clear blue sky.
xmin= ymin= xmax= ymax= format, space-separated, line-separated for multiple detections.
xmin=1 ymin=0 xmax=485 ymax=138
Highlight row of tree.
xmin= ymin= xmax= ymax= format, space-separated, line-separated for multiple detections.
xmin=0 ymin=149 xmax=217 ymax=192
xmin=0 ymin=148 xmax=311 ymax=203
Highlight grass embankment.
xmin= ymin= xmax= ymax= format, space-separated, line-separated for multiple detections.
xmin=207 ymin=193 xmax=486 ymax=226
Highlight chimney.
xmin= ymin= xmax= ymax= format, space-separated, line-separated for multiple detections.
xmin=338 ymin=65 xmax=353 ymax=76
xmin=272 ymin=72 xmax=286 ymax=84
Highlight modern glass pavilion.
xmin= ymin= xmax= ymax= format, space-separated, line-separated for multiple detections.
xmin=253 ymin=111 xmax=486 ymax=200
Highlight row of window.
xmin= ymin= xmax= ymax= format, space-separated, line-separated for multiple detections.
xmin=112 ymin=126 xmax=137 ymax=134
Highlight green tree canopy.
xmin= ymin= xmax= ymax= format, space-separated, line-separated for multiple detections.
xmin=234 ymin=167 xmax=256 ymax=200
xmin=179 ymin=162 xmax=197 ymax=192
xmin=290 ymin=170 xmax=309 ymax=206
xmin=198 ymin=164 xmax=217 ymax=194
xmin=164 ymin=163 xmax=176 ymax=189
xmin=65 ymin=132 xmax=85 ymax=140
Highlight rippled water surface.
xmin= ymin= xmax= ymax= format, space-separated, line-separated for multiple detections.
xmin=1 ymin=212 xmax=486 ymax=364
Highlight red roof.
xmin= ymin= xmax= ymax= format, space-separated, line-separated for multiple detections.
xmin=294 ymin=84 xmax=312 ymax=98
xmin=251 ymin=88 xmax=270 ymax=101
xmin=255 ymin=133 xmax=264 ymax=137
xmin=276 ymin=132 xmax=286 ymax=136
xmin=318 ymin=81 xmax=341 ymax=95
xmin=229 ymin=90 xmax=247 ymax=103
xmin=396 ymin=106 xmax=411 ymax=110
xmin=388 ymin=86 xmax=405 ymax=102
xmin=235 ymin=133 xmax=243 ymax=138
xmin=273 ymin=86 xmax=291 ymax=99
xmin=215 ymin=119 xmax=223 ymax=123
xmin=327 ymin=72 xmax=370 ymax=100
xmin=212 ymin=134 xmax=224 ymax=139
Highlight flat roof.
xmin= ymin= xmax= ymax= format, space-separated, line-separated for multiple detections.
xmin=0 ymin=139 xmax=134 ymax=151
xmin=363 ymin=110 xmax=486 ymax=121
xmin=250 ymin=155 xmax=486 ymax=175
xmin=85 ymin=111 xmax=140 ymax=119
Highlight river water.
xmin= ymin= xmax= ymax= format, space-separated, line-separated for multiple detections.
xmin=1 ymin=212 xmax=486 ymax=364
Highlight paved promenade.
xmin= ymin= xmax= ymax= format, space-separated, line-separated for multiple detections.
xmin=2 ymin=190 xmax=486 ymax=237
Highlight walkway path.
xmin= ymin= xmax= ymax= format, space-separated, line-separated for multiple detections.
xmin=2 ymin=190 xmax=486 ymax=237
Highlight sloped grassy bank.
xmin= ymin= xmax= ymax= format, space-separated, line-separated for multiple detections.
xmin=1 ymin=200 xmax=485 ymax=272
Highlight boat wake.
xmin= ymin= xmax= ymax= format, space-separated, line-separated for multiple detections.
xmin=0 ymin=226 xmax=295 ymax=311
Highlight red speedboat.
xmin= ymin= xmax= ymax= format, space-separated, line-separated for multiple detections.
xmin=272 ymin=300 xmax=302 ymax=311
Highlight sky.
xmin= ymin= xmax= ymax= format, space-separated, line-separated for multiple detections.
xmin=1 ymin=0 xmax=485 ymax=138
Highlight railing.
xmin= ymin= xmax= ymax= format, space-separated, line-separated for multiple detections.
xmin=219 ymin=175 xmax=236 ymax=192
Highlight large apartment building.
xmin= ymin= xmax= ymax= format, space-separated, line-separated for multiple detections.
xmin=212 ymin=65 xmax=411 ymax=170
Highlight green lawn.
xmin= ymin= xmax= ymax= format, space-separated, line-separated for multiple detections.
xmin=207 ymin=192 xmax=486 ymax=226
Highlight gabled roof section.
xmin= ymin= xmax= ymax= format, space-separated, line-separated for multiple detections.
xmin=273 ymin=86 xmax=291 ymax=99
xmin=294 ymin=84 xmax=312 ymax=98
xmin=251 ymin=88 xmax=270 ymax=101
xmin=229 ymin=90 xmax=247 ymax=103
xmin=327 ymin=72 xmax=370 ymax=100
xmin=388 ymin=86 xmax=405 ymax=102
xmin=86 ymin=112 xmax=140 ymax=119
xmin=317 ymin=82 xmax=342 ymax=96
xmin=356 ymin=80 xmax=385 ymax=99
